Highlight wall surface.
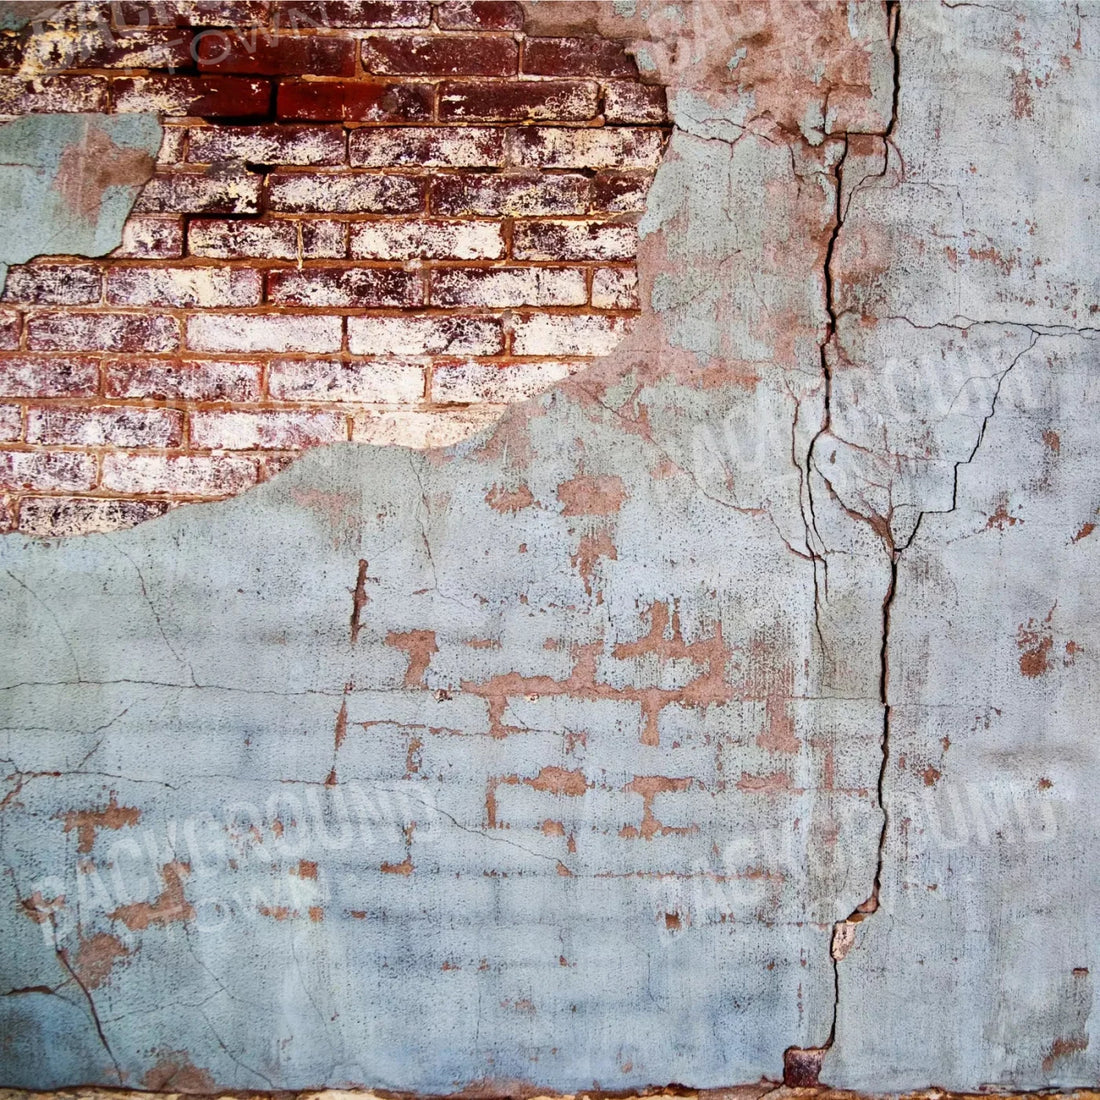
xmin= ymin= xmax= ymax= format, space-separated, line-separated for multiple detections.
xmin=0 ymin=0 xmax=1097 ymax=1093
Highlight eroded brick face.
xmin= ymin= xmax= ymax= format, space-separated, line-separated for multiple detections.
xmin=0 ymin=0 xmax=669 ymax=536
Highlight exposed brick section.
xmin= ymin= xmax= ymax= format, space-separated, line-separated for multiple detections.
xmin=0 ymin=0 xmax=669 ymax=535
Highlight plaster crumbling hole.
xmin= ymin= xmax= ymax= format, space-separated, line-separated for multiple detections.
xmin=0 ymin=0 xmax=672 ymax=537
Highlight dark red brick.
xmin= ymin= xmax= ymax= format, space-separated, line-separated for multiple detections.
xmin=435 ymin=2 xmax=524 ymax=31
xmin=362 ymin=34 xmax=516 ymax=76
xmin=276 ymin=1 xmax=431 ymax=28
xmin=0 ymin=310 xmax=20 ymax=351
xmin=267 ymin=267 xmax=422 ymax=308
xmin=112 ymin=2 xmax=271 ymax=27
xmin=30 ymin=29 xmax=195 ymax=71
xmin=196 ymin=30 xmax=357 ymax=76
xmin=438 ymin=79 xmax=598 ymax=122
xmin=112 ymin=76 xmax=271 ymax=118
xmin=592 ymin=170 xmax=654 ymax=212
xmin=277 ymin=79 xmax=431 ymax=122
xmin=523 ymin=36 xmax=638 ymax=78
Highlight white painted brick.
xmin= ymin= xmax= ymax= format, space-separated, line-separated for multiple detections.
xmin=0 ymin=451 xmax=98 ymax=492
xmin=431 ymin=360 xmax=578 ymax=404
xmin=512 ymin=220 xmax=638 ymax=261
xmin=106 ymin=266 xmax=262 ymax=307
xmin=512 ymin=314 xmax=632 ymax=357
xmin=432 ymin=268 xmax=587 ymax=308
xmin=187 ymin=313 xmax=343 ymax=354
xmin=509 ymin=126 xmax=666 ymax=169
xmin=268 ymin=359 xmax=425 ymax=404
xmin=190 ymin=410 xmax=347 ymax=450
xmin=349 ymin=126 xmax=504 ymax=168
xmin=347 ymin=315 xmax=504 ymax=356
xmin=350 ymin=218 xmax=504 ymax=261
xmin=351 ymin=407 xmax=505 ymax=448
xmin=592 ymin=267 xmax=640 ymax=309
xmin=101 ymin=453 xmax=258 ymax=496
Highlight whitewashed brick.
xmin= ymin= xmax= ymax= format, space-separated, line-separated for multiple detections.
xmin=268 ymin=359 xmax=425 ymax=403
xmin=187 ymin=313 xmax=343 ymax=354
xmin=513 ymin=314 xmax=631 ymax=356
xmin=347 ymin=315 xmax=504 ymax=356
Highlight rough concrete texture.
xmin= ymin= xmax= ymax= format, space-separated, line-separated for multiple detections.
xmin=0 ymin=0 xmax=1097 ymax=1093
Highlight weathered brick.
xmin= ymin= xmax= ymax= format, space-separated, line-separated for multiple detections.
xmin=0 ymin=75 xmax=107 ymax=114
xmin=0 ymin=356 xmax=99 ymax=398
xmin=187 ymin=313 xmax=343 ymax=353
xmin=268 ymin=171 xmax=423 ymax=213
xmin=24 ymin=28 xmax=195 ymax=71
xmin=268 ymin=358 xmax=424 ymax=403
xmin=349 ymin=219 xmax=503 ymax=260
xmin=362 ymin=34 xmax=516 ymax=76
xmin=110 ymin=216 xmax=184 ymax=259
xmin=112 ymin=1 xmax=272 ymax=26
xmin=189 ymin=409 xmax=346 ymax=449
xmin=188 ymin=124 xmax=346 ymax=165
xmin=2 ymin=264 xmax=102 ymax=306
xmin=592 ymin=267 xmax=639 ymax=309
xmin=513 ymin=220 xmax=637 ymax=261
xmin=278 ymin=2 xmax=431 ymax=27
xmin=106 ymin=359 xmax=262 ymax=402
xmin=0 ymin=309 xmax=20 ymax=350
xmin=18 ymin=497 xmax=170 ymax=537
xmin=512 ymin=313 xmax=631 ymax=356
xmin=157 ymin=126 xmax=188 ymax=165
xmin=438 ymin=80 xmax=598 ymax=122
xmin=0 ymin=405 xmax=21 ymax=442
xmin=101 ymin=453 xmax=258 ymax=496
xmin=351 ymin=406 xmax=502 ymax=447
xmin=523 ymin=36 xmax=638 ymax=79
xmin=196 ymin=31 xmax=357 ymax=76
xmin=276 ymin=80 xmax=432 ymax=122
xmin=106 ymin=266 xmax=263 ymax=307
xmin=134 ymin=168 xmax=261 ymax=214
xmin=188 ymin=217 xmax=345 ymax=259
xmin=432 ymin=268 xmax=587 ymax=308
xmin=268 ymin=267 xmax=422 ymax=308
xmin=510 ymin=126 xmax=665 ymax=169
xmin=435 ymin=2 xmax=524 ymax=30
xmin=432 ymin=174 xmax=589 ymax=216
xmin=27 ymin=312 xmax=180 ymax=353
xmin=593 ymin=171 xmax=655 ymax=212
xmin=0 ymin=451 xmax=98 ymax=493
xmin=348 ymin=315 xmax=504 ymax=355
xmin=604 ymin=81 xmax=667 ymax=124
xmin=26 ymin=406 xmax=183 ymax=448
xmin=111 ymin=76 xmax=271 ymax=118
xmin=432 ymin=360 xmax=574 ymax=403
xmin=349 ymin=126 xmax=504 ymax=168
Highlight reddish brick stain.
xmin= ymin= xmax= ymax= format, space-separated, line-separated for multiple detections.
xmin=557 ymin=474 xmax=628 ymax=516
xmin=621 ymin=775 xmax=695 ymax=841
xmin=386 ymin=629 xmax=439 ymax=687
xmin=570 ymin=529 xmax=618 ymax=598
xmin=71 ymin=930 xmax=131 ymax=989
xmin=109 ymin=861 xmax=195 ymax=930
xmin=1017 ymin=608 xmax=1055 ymax=678
xmin=142 ymin=1051 xmax=216 ymax=1093
xmin=1071 ymin=521 xmax=1095 ymax=544
xmin=485 ymin=484 xmax=535 ymax=513
xmin=54 ymin=125 xmax=156 ymax=224
xmin=60 ymin=793 xmax=141 ymax=854
xmin=1042 ymin=1034 xmax=1089 ymax=1072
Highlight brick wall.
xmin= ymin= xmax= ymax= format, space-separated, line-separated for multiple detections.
xmin=0 ymin=0 xmax=669 ymax=536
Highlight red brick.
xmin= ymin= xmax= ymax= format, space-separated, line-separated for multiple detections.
xmin=196 ymin=31 xmax=357 ymax=76
xmin=0 ymin=75 xmax=107 ymax=114
xmin=431 ymin=268 xmax=586 ymax=308
xmin=362 ymin=34 xmax=516 ymax=76
xmin=277 ymin=2 xmax=431 ymax=28
xmin=110 ymin=216 xmax=184 ymax=259
xmin=106 ymin=266 xmax=263 ymax=307
xmin=432 ymin=173 xmax=589 ymax=216
xmin=522 ymin=36 xmax=638 ymax=79
xmin=189 ymin=409 xmax=346 ymax=449
xmin=111 ymin=76 xmax=271 ymax=118
xmin=112 ymin=2 xmax=272 ymax=26
xmin=267 ymin=267 xmax=422 ymax=308
xmin=439 ymin=79 xmax=598 ymax=122
xmin=435 ymin=2 xmax=524 ymax=31
xmin=0 ymin=310 xmax=19 ymax=350
xmin=268 ymin=171 xmax=423 ymax=213
xmin=349 ymin=219 xmax=503 ymax=261
xmin=134 ymin=168 xmax=261 ymax=214
xmin=27 ymin=313 xmax=180 ymax=353
xmin=268 ymin=358 xmax=424 ymax=403
xmin=26 ymin=406 xmax=183 ymax=448
xmin=513 ymin=220 xmax=637 ymax=261
xmin=0 ymin=356 xmax=99 ymax=398
xmin=347 ymin=315 xmax=503 ymax=356
xmin=26 ymin=28 xmax=194 ymax=71
xmin=349 ymin=125 xmax=503 ymax=168
xmin=0 ymin=405 xmax=21 ymax=442
xmin=2 ymin=265 xmax=101 ymax=306
xmin=188 ymin=124 xmax=346 ymax=165
xmin=187 ymin=313 xmax=343 ymax=353
xmin=593 ymin=171 xmax=655 ymax=212
xmin=276 ymin=80 xmax=431 ymax=122
xmin=431 ymin=360 xmax=574 ymax=403
xmin=509 ymin=125 xmax=665 ymax=169
xmin=0 ymin=34 xmax=22 ymax=69
xmin=604 ymin=81 xmax=667 ymax=124
xmin=0 ymin=451 xmax=98 ymax=493
xmin=101 ymin=453 xmax=258 ymax=496
xmin=106 ymin=358 xmax=262 ymax=402
xmin=18 ymin=497 xmax=170 ymax=537
xmin=188 ymin=217 xmax=346 ymax=259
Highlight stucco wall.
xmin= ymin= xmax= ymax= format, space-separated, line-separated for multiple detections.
xmin=0 ymin=0 xmax=1097 ymax=1093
